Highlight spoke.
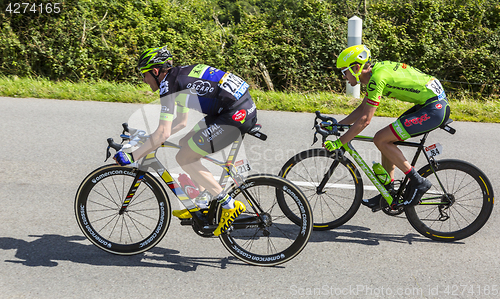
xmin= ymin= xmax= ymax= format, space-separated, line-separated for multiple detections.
xmin=127 ymin=208 xmax=159 ymax=221
xmin=89 ymin=210 xmax=119 ymax=223
xmin=109 ymin=214 xmax=121 ymax=240
xmin=111 ymin=176 xmax=124 ymax=205
xmin=126 ymin=211 xmax=152 ymax=232
xmin=449 ymin=208 xmax=464 ymax=231
xmin=88 ymin=198 xmax=118 ymax=211
xmin=127 ymin=186 xmax=149 ymax=207
xmin=91 ymin=187 xmax=121 ymax=208
xmin=266 ymin=235 xmax=279 ymax=255
xmin=269 ymin=223 xmax=297 ymax=241
xmin=122 ymin=214 xmax=135 ymax=243
xmin=128 ymin=194 xmax=156 ymax=208
xmin=124 ymin=213 xmax=146 ymax=241
xmin=95 ymin=213 xmax=120 ymax=234
xmin=238 ymin=229 xmax=260 ymax=251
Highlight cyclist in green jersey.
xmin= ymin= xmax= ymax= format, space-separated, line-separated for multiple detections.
xmin=324 ymin=45 xmax=450 ymax=210
xmin=113 ymin=46 xmax=258 ymax=235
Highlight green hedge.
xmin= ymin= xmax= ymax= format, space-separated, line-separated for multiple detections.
xmin=1 ymin=0 xmax=499 ymax=97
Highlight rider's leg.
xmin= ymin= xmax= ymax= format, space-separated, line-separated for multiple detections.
xmin=175 ymin=132 xmax=246 ymax=235
xmin=381 ymin=152 xmax=396 ymax=179
xmin=173 ymin=124 xmax=247 ymax=232
xmin=373 ymin=126 xmax=412 ymax=173
xmin=374 ymin=126 xmax=431 ymax=206
xmin=174 ymin=96 xmax=256 ymax=233
xmin=178 ymin=133 xmax=200 ymax=193
xmin=361 ymin=126 xmax=429 ymax=210
xmin=360 ymin=127 xmax=403 ymax=210
xmin=175 ymin=145 xmax=223 ymax=196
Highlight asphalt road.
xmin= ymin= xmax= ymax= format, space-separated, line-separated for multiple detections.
xmin=1 ymin=97 xmax=499 ymax=299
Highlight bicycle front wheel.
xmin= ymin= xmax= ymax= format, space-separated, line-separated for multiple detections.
xmin=219 ymin=175 xmax=313 ymax=266
xmin=75 ymin=165 xmax=171 ymax=255
xmin=405 ymin=159 xmax=494 ymax=241
xmin=278 ymin=148 xmax=363 ymax=230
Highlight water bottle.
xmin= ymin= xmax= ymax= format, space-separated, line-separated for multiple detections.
xmin=372 ymin=162 xmax=391 ymax=185
xmin=178 ymin=173 xmax=200 ymax=199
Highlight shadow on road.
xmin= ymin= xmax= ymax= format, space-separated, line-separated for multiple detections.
xmin=0 ymin=229 xmax=463 ymax=269
xmin=0 ymin=234 xmax=243 ymax=271
xmin=308 ymin=224 xmax=465 ymax=246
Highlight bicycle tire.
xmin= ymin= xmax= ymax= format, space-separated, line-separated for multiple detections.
xmin=75 ymin=164 xmax=171 ymax=255
xmin=219 ymin=174 xmax=313 ymax=266
xmin=405 ymin=159 xmax=494 ymax=241
xmin=278 ymin=148 xmax=363 ymax=230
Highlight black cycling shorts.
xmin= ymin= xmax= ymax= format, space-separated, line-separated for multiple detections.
xmin=390 ymin=97 xmax=450 ymax=141
xmin=187 ymin=93 xmax=257 ymax=156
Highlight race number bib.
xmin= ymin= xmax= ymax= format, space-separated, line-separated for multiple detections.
xmin=234 ymin=159 xmax=251 ymax=174
xmin=426 ymin=79 xmax=446 ymax=99
xmin=219 ymin=73 xmax=249 ymax=100
xmin=425 ymin=143 xmax=443 ymax=158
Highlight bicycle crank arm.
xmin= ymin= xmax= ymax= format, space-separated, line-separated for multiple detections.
xmin=201 ymin=224 xmax=218 ymax=232
xmin=199 ymin=215 xmax=265 ymax=233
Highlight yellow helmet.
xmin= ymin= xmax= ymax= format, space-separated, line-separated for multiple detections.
xmin=336 ymin=45 xmax=371 ymax=83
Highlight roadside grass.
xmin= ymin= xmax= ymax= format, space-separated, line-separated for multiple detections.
xmin=1 ymin=76 xmax=499 ymax=122
xmin=0 ymin=76 xmax=157 ymax=103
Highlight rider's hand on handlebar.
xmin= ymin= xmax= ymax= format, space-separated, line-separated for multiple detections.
xmin=323 ymin=139 xmax=344 ymax=152
xmin=114 ymin=151 xmax=134 ymax=166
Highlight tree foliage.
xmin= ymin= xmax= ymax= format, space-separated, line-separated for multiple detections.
xmin=1 ymin=0 xmax=499 ymax=97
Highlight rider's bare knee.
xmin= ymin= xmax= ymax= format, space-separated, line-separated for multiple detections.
xmin=373 ymin=131 xmax=384 ymax=149
xmin=176 ymin=148 xmax=200 ymax=166
xmin=175 ymin=150 xmax=188 ymax=165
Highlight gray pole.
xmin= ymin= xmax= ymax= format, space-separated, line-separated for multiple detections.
xmin=346 ymin=16 xmax=362 ymax=98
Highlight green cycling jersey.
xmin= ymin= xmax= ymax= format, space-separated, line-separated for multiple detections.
xmin=366 ymin=61 xmax=445 ymax=107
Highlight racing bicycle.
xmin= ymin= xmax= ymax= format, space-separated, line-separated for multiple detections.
xmin=278 ymin=111 xmax=494 ymax=241
xmin=75 ymin=123 xmax=313 ymax=266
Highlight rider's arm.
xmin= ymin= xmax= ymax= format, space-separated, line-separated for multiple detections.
xmin=131 ymin=119 xmax=172 ymax=161
xmin=170 ymin=96 xmax=190 ymax=135
xmin=170 ymin=111 xmax=188 ymax=135
xmin=339 ymin=98 xmax=366 ymax=125
xmin=338 ymin=97 xmax=377 ymax=144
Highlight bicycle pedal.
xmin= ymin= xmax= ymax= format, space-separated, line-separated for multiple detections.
xmin=371 ymin=206 xmax=382 ymax=213
xmin=202 ymin=224 xmax=218 ymax=233
xmin=390 ymin=203 xmax=404 ymax=210
xmin=180 ymin=219 xmax=193 ymax=226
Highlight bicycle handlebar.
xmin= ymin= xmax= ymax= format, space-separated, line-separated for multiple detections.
xmin=119 ymin=123 xmax=148 ymax=148
xmin=122 ymin=123 xmax=138 ymax=135
xmin=107 ymin=138 xmax=122 ymax=151
xmin=314 ymin=111 xmax=337 ymax=123
xmin=105 ymin=123 xmax=148 ymax=162
xmin=312 ymin=111 xmax=350 ymax=145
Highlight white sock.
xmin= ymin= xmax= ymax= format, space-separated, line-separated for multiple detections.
xmin=217 ymin=193 xmax=235 ymax=209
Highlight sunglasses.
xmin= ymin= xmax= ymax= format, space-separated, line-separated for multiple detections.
xmin=138 ymin=67 xmax=149 ymax=78
xmin=341 ymin=66 xmax=352 ymax=77
xmin=139 ymin=70 xmax=146 ymax=79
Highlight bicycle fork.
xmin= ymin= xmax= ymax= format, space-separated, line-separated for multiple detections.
xmin=119 ymin=170 xmax=146 ymax=215
xmin=316 ymin=157 xmax=341 ymax=195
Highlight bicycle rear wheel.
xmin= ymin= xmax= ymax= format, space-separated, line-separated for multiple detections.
xmin=405 ymin=159 xmax=494 ymax=241
xmin=219 ymin=174 xmax=313 ymax=266
xmin=278 ymin=148 xmax=363 ymax=230
xmin=75 ymin=165 xmax=171 ymax=255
